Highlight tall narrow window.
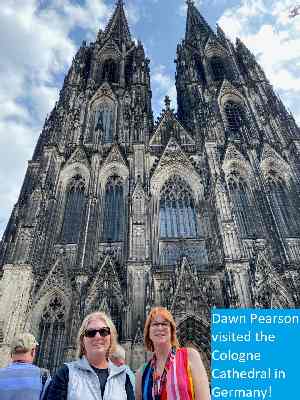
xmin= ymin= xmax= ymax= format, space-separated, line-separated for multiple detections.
xmin=103 ymin=176 xmax=124 ymax=241
xmin=210 ymin=56 xmax=226 ymax=81
xmin=159 ymin=176 xmax=199 ymax=239
xmin=102 ymin=59 xmax=118 ymax=83
xmin=267 ymin=174 xmax=300 ymax=237
xmin=36 ymin=297 xmax=65 ymax=374
xmin=61 ymin=175 xmax=85 ymax=244
xmin=224 ymin=101 xmax=244 ymax=132
xmin=228 ymin=174 xmax=257 ymax=238
xmin=89 ymin=102 xmax=115 ymax=144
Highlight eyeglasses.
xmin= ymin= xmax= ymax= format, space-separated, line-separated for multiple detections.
xmin=150 ymin=321 xmax=170 ymax=329
xmin=84 ymin=327 xmax=111 ymax=338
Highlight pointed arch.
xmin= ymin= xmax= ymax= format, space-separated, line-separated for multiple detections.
xmin=35 ymin=295 xmax=66 ymax=373
xmin=266 ymin=171 xmax=300 ymax=238
xmin=103 ymin=175 xmax=124 ymax=241
xmin=227 ymin=171 xmax=259 ymax=238
xmin=60 ymin=175 xmax=86 ymax=244
xmin=159 ymin=175 xmax=199 ymax=239
xmin=87 ymin=96 xmax=116 ymax=144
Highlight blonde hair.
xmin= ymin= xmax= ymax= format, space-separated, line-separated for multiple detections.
xmin=76 ymin=311 xmax=118 ymax=358
xmin=144 ymin=307 xmax=180 ymax=352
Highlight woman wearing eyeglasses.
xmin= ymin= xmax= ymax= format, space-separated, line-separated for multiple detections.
xmin=45 ymin=311 xmax=135 ymax=400
xmin=135 ymin=307 xmax=211 ymax=400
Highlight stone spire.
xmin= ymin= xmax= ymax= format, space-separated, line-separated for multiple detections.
xmin=185 ymin=0 xmax=213 ymax=45
xmin=102 ymin=0 xmax=132 ymax=48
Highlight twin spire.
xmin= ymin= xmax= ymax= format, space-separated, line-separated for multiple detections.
xmin=101 ymin=0 xmax=210 ymax=47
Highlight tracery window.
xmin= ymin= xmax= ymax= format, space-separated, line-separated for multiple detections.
xmin=159 ymin=176 xmax=199 ymax=239
xmin=210 ymin=56 xmax=226 ymax=81
xmin=224 ymin=101 xmax=244 ymax=132
xmin=61 ymin=175 xmax=85 ymax=244
xmin=102 ymin=59 xmax=118 ymax=83
xmin=36 ymin=297 xmax=65 ymax=374
xmin=89 ymin=102 xmax=115 ymax=144
xmin=228 ymin=173 xmax=257 ymax=238
xmin=267 ymin=174 xmax=300 ymax=237
xmin=103 ymin=176 xmax=124 ymax=241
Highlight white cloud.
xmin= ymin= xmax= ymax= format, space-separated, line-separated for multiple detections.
xmin=218 ymin=0 xmax=300 ymax=125
xmin=0 ymin=0 xmax=112 ymax=238
xmin=152 ymin=65 xmax=177 ymax=116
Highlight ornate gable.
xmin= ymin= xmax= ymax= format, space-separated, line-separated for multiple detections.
xmin=36 ymin=260 xmax=71 ymax=301
xmin=85 ymin=256 xmax=124 ymax=311
xmin=253 ymin=248 xmax=294 ymax=308
xmin=90 ymin=83 xmax=116 ymax=105
xmin=65 ymin=145 xmax=90 ymax=169
xmin=222 ymin=143 xmax=248 ymax=173
xmin=218 ymin=79 xmax=243 ymax=105
xmin=150 ymin=110 xmax=195 ymax=148
xmin=103 ymin=143 xmax=127 ymax=169
xmin=261 ymin=143 xmax=285 ymax=165
xmin=260 ymin=143 xmax=291 ymax=179
xmin=204 ymin=34 xmax=226 ymax=57
xmin=98 ymin=40 xmax=122 ymax=59
xmin=170 ymin=258 xmax=208 ymax=314
xmin=152 ymin=137 xmax=195 ymax=176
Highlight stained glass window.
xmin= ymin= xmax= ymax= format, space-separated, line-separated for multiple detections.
xmin=61 ymin=175 xmax=85 ymax=244
xmin=228 ymin=174 xmax=257 ymax=238
xmin=103 ymin=176 xmax=124 ymax=241
xmin=36 ymin=297 xmax=65 ymax=374
xmin=159 ymin=176 xmax=199 ymax=238
xmin=267 ymin=174 xmax=300 ymax=237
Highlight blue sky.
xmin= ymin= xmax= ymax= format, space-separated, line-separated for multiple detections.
xmin=0 ymin=0 xmax=300 ymax=238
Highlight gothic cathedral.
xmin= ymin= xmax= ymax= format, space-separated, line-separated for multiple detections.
xmin=0 ymin=1 xmax=300 ymax=372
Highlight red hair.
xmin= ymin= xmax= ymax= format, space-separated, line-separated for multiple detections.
xmin=144 ymin=307 xmax=180 ymax=352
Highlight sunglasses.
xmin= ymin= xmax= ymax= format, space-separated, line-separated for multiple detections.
xmin=84 ymin=327 xmax=111 ymax=338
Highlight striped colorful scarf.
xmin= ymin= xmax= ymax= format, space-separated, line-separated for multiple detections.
xmin=142 ymin=348 xmax=195 ymax=400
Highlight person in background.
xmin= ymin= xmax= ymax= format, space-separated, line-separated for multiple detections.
xmin=111 ymin=343 xmax=135 ymax=388
xmin=0 ymin=333 xmax=50 ymax=400
xmin=45 ymin=311 xmax=135 ymax=400
xmin=135 ymin=307 xmax=211 ymax=400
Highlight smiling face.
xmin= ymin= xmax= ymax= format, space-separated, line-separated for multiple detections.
xmin=83 ymin=318 xmax=111 ymax=362
xmin=149 ymin=314 xmax=172 ymax=349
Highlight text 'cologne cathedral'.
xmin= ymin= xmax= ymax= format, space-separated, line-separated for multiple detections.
xmin=0 ymin=0 xmax=300 ymax=372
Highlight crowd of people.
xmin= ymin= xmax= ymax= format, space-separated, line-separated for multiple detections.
xmin=0 ymin=307 xmax=211 ymax=400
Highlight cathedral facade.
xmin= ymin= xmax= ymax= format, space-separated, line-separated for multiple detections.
xmin=0 ymin=1 xmax=300 ymax=372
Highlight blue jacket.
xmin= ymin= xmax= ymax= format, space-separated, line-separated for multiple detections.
xmin=0 ymin=362 xmax=48 ymax=400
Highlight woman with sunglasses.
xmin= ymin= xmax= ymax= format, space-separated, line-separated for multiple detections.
xmin=135 ymin=307 xmax=211 ymax=400
xmin=45 ymin=311 xmax=135 ymax=400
